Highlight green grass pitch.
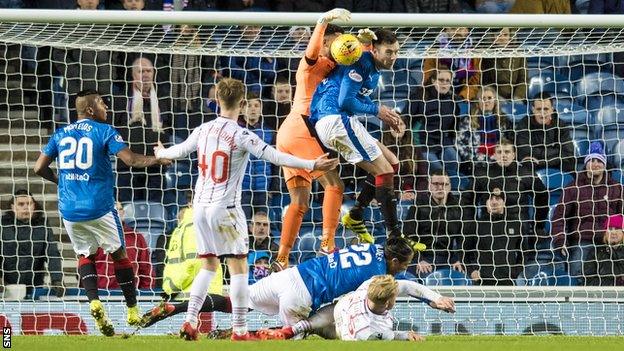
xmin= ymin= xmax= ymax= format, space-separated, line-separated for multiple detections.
xmin=11 ymin=335 xmax=622 ymax=351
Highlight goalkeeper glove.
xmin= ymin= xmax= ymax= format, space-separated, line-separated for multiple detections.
xmin=357 ymin=28 xmax=377 ymax=44
xmin=318 ymin=8 xmax=351 ymax=24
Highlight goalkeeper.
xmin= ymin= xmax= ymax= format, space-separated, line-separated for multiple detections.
xmin=273 ymin=8 xmax=350 ymax=270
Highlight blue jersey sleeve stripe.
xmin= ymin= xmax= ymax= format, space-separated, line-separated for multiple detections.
xmin=112 ymin=208 xmax=126 ymax=249
xmin=340 ymin=115 xmax=371 ymax=162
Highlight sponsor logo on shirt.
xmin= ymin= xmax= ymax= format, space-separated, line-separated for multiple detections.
xmin=64 ymin=173 xmax=90 ymax=181
xmin=115 ymin=134 xmax=124 ymax=142
xmin=359 ymin=87 xmax=374 ymax=96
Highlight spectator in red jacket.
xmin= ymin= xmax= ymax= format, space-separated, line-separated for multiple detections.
xmin=95 ymin=202 xmax=154 ymax=289
xmin=551 ymin=141 xmax=624 ymax=281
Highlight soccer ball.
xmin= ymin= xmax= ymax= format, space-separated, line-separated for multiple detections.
xmin=330 ymin=33 xmax=363 ymax=66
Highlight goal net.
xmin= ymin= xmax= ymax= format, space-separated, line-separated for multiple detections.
xmin=0 ymin=10 xmax=623 ymax=336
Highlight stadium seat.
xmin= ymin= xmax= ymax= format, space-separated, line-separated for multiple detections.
xmin=424 ymin=269 xmax=472 ymax=286
xmin=398 ymin=200 xmax=413 ymax=220
xmin=123 ymin=201 xmax=167 ymax=251
xmin=612 ymin=140 xmax=624 ymax=169
xmin=610 ymin=169 xmax=624 ymax=185
xmin=458 ymin=101 xmax=470 ymax=117
xmin=527 ymin=56 xmax=555 ymax=69
xmin=499 ymin=100 xmax=529 ymax=121
xmin=574 ymin=72 xmax=624 ymax=98
xmin=554 ymin=97 xmax=590 ymax=125
xmin=164 ymin=160 xmax=193 ymax=189
xmin=584 ymin=94 xmax=624 ymax=112
xmin=594 ymin=103 xmax=624 ymax=155
xmin=294 ymin=232 xmax=320 ymax=263
xmin=527 ymin=69 xmax=572 ymax=98
xmin=572 ymin=138 xmax=590 ymax=161
xmin=535 ymin=168 xmax=574 ymax=191
xmin=515 ymin=266 xmax=575 ymax=286
xmin=557 ymin=53 xmax=614 ymax=82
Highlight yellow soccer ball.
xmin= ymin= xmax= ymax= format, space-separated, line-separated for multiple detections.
xmin=330 ymin=33 xmax=363 ymax=66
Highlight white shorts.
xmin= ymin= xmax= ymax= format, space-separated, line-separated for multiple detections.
xmin=193 ymin=205 xmax=248 ymax=257
xmin=315 ymin=114 xmax=382 ymax=164
xmin=63 ymin=210 xmax=124 ymax=257
xmin=249 ymin=268 xmax=313 ymax=326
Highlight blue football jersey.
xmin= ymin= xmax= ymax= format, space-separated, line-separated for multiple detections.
xmin=42 ymin=119 xmax=127 ymax=222
xmin=297 ymin=243 xmax=387 ymax=310
xmin=309 ymin=51 xmax=380 ymax=124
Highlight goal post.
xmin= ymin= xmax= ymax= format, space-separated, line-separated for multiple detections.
xmin=0 ymin=10 xmax=623 ymax=336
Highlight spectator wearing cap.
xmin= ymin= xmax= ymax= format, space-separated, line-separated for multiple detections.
xmin=0 ymin=190 xmax=64 ymax=298
xmin=465 ymin=187 xmax=524 ymax=285
xmin=248 ymin=251 xmax=271 ymax=284
xmin=583 ymin=214 xmax=624 ymax=286
xmin=552 ymin=141 xmax=624 ymax=281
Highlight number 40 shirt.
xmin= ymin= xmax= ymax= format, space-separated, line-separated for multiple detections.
xmin=42 ymin=119 xmax=127 ymax=222
xmin=155 ymin=117 xmax=315 ymax=208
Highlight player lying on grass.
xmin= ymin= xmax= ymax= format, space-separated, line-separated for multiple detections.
xmin=141 ymin=239 xmax=429 ymax=331
xmin=258 ymin=274 xmax=454 ymax=341
xmin=309 ymin=28 xmax=425 ymax=253
xmin=34 ymin=89 xmax=172 ymax=336
xmin=152 ymin=78 xmax=338 ymax=341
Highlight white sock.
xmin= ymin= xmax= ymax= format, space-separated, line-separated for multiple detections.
xmin=184 ymin=268 xmax=216 ymax=326
xmin=292 ymin=320 xmax=312 ymax=335
xmin=229 ymin=273 xmax=249 ymax=336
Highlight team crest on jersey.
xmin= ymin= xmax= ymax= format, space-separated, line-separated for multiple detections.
xmin=115 ymin=134 xmax=123 ymax=142
xmin=348 ymin=69 xmax=363 ymax=82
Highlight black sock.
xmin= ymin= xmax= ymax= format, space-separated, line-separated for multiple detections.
xmin=173 ymin=301 xmax=188 ymax=315
xmin=202 ymin=294 xmax=232 ymax=313
xmin=78 ymin=257 xmax=99 ymax=302
xmin=172 ymin=294 xmax=232 ymax=315
xmin=114 ymin=259 xmax=137 ymax=307
xmin=376 ymin=184 xmax=400 ymax=236
xmin=350 ymin=174 xmax=376 ymax=221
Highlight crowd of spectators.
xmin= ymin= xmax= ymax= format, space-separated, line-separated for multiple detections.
xmin=2 ymin=0 xmax=624 ymax=301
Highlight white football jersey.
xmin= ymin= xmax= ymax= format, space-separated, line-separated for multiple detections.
xmin=156 ymin=117 xmax=315 ymax=208
xmin=334 ymin=288 xmax=395 ymax=341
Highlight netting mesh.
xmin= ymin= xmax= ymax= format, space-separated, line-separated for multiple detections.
xmin=1 ymin=17 xmax=623 ymax=335
xmin=1 ymin=24 xmax=624 ymax=57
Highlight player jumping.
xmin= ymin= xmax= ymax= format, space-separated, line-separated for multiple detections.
xmin=34 ymin=89 xmax=172 ymax=336
xmin=260 ymin=274 xmax=455 ymax=340
xmin=141 ymin=239 xmax=446 ymax=334
xmin=153 ymin=78 xmax=338 ymax=341
xmin=310 ymin=29 xmax=422 ymax=251
xmin=273 ymin=9 xmax=350 ymax=271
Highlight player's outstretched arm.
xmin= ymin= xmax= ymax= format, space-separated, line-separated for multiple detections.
xmin=116 ymin=147 xmax=171 ymax=168
xmin=242 ymin=131 xmax=338 ymax=171
xmin=34 ymin=153 xmax=58 ymax=184
xmin=397 ymin=280 xmax=456 ymax=313
xmin=154 ymin=128 xmax=200 ymax=160
xmin=306 ymin=8 xmax=351 ymax=62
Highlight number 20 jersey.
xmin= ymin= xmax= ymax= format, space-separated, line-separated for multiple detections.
xmin=297 ymin=244 xmax=387 ymax=310
xmin=42 ymin=119 xmax=127 ymax=222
